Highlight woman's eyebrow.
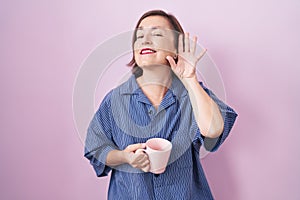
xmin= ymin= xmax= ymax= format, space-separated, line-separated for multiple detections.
xmin=137 ymin=26 xmax=163 ymax=30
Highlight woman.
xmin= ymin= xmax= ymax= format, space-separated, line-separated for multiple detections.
xmin=85 ymin=10 xmax=237 ymax=199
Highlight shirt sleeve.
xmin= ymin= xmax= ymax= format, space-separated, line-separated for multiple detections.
xmin=193 ymin=82 xmax=238 ymax=152
xmin=84 ymin=91 xmax=118 ymax=177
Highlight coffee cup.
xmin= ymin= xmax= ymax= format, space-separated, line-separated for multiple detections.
xmin=136 ymin=138 xmax=172 ymax=174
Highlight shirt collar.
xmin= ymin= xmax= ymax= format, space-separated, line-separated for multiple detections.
xmin=119 ymin=75 xmax=140 ymax=95
xmin=119 ymin=74 xmax=188 ymax=98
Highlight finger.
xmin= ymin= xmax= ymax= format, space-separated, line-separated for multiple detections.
xmin=178 ymin=34 xmax=183 ymax=53
xmin=184 ymin=32 xmax=190 ymax=52
xmin=191 ymin=36 xmax=197 ymax=54
xmin=126 ymin=143 xmax=146 ymax=152
xmin=140 ymin=159 xmax=150 ymax=168
xmin=135 ymin=149 xmax=145 ymax=154
xmin=137 ymin=159 xmax=150 ymax=169
xmin=166 ymin=56 xmax=177 ymax=70
xmin=141 ymin=164 xmax=150 ymax=172
xmin=196 ymin=48 xmax=207 ymax=61
xmin=139 ymin=152 xmax=148 ymax=160
xmin=131 ymin=153 xmax=146 ymax=165
xmin=134 ymin=151 xmax=147 ymax=159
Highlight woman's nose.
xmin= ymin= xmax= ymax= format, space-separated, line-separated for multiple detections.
xmin=141 ymin=34 xmax=152 ymax=45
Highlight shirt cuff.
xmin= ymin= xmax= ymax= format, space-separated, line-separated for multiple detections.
xmin=90 ymin=145 xmax=116 ymax=177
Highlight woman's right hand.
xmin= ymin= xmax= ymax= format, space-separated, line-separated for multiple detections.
xmin=124 ymin=143 xmax=150 ymax=172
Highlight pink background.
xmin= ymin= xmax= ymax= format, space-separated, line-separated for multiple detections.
xmin=1 ymin=0 xmax=300 ymax=199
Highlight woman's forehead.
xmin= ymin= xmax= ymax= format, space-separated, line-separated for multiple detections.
xmin=138 ymin=16 xmax=173 ymax=29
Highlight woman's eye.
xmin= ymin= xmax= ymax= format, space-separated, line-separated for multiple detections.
xmin=153 ymin=33 xmax=163 ymax=36
xmin=136 ymin=35 xmax=144 ymax=39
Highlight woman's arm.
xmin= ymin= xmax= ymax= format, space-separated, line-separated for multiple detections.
xmin=85 ymin=92 xmax=150 ymax=176
xmin=182 ymin=77 xmax=224 ymax=138
xmin=166 ymin=33 xmax=224 ymax=138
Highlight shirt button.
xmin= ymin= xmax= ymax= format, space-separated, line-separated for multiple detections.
xmin=148 ymin=109 xmax=153 ymax=115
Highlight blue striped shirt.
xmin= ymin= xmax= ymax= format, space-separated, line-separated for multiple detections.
xmin=84 ymin=74 xmax=237 ymax=200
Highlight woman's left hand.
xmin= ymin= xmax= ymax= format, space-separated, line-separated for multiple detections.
xmin=166 ymin=33 xmax=207 ymax=81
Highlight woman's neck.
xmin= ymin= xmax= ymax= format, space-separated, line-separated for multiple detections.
xmin=136 ymin=65 xmax=172 ymax=109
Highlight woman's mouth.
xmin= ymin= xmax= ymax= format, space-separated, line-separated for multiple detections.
xmin=140 ymin=48 xmax=157 ymax=55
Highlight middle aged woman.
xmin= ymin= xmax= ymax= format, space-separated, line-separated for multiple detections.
xmin=85 ymin=9 xmax=238 ymax=200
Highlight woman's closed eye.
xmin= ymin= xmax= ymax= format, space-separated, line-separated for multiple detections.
xmin=136 ymin=29 xmax=144 ymax=39
xmin=152 ymin=32 xmax=163 ymax=37
xmin=136 ymin=33 xmax=162 ymax=38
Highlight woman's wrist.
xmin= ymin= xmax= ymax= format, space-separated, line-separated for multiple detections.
xmin=121 ymin=150 xmax=131 ymax=164
xmin=107 ymin=150 xmax=129 ymax=166
xmin=182 ymin=76 xmax=199 ymax=91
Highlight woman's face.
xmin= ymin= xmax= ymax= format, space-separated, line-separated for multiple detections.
xmin=134 ymin=15 xmax=177 ymax=67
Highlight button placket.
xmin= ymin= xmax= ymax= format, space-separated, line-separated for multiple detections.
xmin=147 ymin=106 xmax=157 ymax=120
xmin=148 ymin=109 xmax=153 ymax=115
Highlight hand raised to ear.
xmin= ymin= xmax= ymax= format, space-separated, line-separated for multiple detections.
xmin=166 ymin=33 xmax=207 ymax=80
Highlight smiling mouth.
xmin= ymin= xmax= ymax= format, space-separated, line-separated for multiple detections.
xmin=140 ymin=48 xmax=157 ymax=55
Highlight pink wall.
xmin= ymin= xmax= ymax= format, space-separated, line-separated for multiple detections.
xmin=1 ymin=0 xmax=300 ymax=199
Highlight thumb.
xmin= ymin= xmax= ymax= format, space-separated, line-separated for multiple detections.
xmin=125 ymin=143 xmax=146 ymax=152
xmin=166 ymin=56 xmax=177 ymax=70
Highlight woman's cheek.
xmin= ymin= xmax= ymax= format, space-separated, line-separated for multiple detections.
xmin=158 ymin=40 xmax=176 ymax=54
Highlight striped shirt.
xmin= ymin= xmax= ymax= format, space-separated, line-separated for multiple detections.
xmin=84 ymin=74 xmax=237 ymax=200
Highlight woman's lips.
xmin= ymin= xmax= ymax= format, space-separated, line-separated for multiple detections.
xmin=140 ymin=48 xmax=156 ymax=55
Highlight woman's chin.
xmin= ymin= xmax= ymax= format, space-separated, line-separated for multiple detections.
xmin=138 ymin=62 xmax=170 ymax=68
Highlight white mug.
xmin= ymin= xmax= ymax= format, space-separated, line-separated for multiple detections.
xmin=136 ymin=138 xmax=172 ymax=174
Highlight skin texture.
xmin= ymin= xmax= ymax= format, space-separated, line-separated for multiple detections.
xmin=106 ymin=15 xmax=224 ymax=172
